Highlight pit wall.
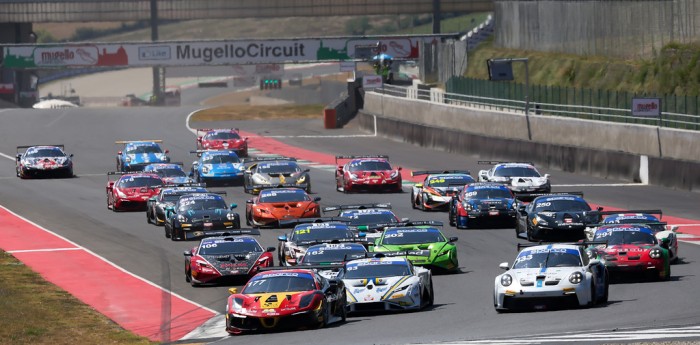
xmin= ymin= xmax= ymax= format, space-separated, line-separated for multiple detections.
xmin=359 ymin=92 xmax=700 ymax=192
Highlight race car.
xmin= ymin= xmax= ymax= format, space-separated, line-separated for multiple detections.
xmin=584 ymin=210 xmax=679 ymax=263
xmin=16 ymin=145 xmax=74 ymax=178
xmin=448 ymin=183 xmax=517 ymax=229
xmin=322 ymin=203 xmax=405 ymax=236
xmin=335 ymin=155 xmax=402 ymax=193
xmin=342 ymin=256 xmax=433 ymax=313
xmin=587 ymin=224 xmax=671 ymax=281
xmin=106 ymin=172 xmax=163 ymax=211
xmin=196 ymin=128 xmax=248 ymax=157
xmin=146 ymin=184 xmax=207 ymax=225
xmin=515 ymin=192 xmax=602 ymax=242
xmin=190 ymin=150 xmax=246 ymax=185
xmin=242 ymin=157 xmax=310 ymax=194
xmin=277 ymin=221 xmax=362 ymax=266
xmin=477 ymin=161 xmax=551 ymax=196
xmin=225 ymin=268 xmax=346 ymax=335
xmin=245 ymin=187 xmax=321 ymax=228
xmin=494 ymin=242 xmax=609 ymax=312
xmin=370 ymin=221 xmax=459 ymax=272
xmin=410 ymin=170 xmax=474 ymax=211
xmin=297 ymin=243 xmax=368 ymax=279
xmin=143 ymin=163 xmax=193 ymax=184
xmin=115 ymin=140 xmax=170 ymax=172
xmin=184 ymin=230 xmax=275 ymax=286
xmin=163 ymin=192 xmax=240 ymax=241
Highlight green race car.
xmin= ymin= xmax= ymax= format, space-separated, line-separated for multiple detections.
xmin=370 ymin=221 xmax=459 ymax=272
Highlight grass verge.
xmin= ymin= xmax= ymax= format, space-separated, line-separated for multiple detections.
xmin=0 ymin=251 xmax=154 ymax=345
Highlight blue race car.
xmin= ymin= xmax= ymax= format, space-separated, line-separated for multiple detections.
xmin=116 ymin=140 xmax=170 ymax=172
xmin=144 ymin=163 xmax=193 ymax=185
xmin=448 ymin=183 xmax=517 ymax=229
xmin=190 ymin=150 xmax=246 ymax=185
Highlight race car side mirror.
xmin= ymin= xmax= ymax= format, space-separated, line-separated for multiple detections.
xmin=398 ymin=167 xmax=402 ymax=170
xmin=597 ymin=206 xmax=604 ymax=211
xmin=165 ymin=149 xmax=170 ymax=154
xmin=302 ymin=169 xmax=310 ymax=173
xmin=415 ymin=183 xmax=423 ymax=188
xmin=337 ymin=166 xmax=343 ymax=171
xmin=660 ymin=237 xmax=670 ymax=249
xmin=449 ymin=237 xmax=458 ymax=243
xmin=192 ymin=161 xmax=199 ymax=165
xmin=183 ymin=251 xmax=192 ymax=257
xmin=244 ymin=137 xmax=249 ymax=141
xmin=544 ymin=174 xmax=550 ymax=179
xmin=246 ymin=199 xmax=253 ymax=204
xmin=165 ymin=206 xmax=174 ymax=212
xmin=357 ymin=232 xmax=366 ymax=238
xmin=499 ymin=262 xmax=509 ymax=270
xmin=69 ymin=154 xmax=74 ymax=158
xmin=277 ymin=235 xmax=287 ymax=241
xmin=118 ymin=151 xmax=122 ymax=155
xmin=230 ymin=203 xmax=237 ymax=209
xmin=197 ymin=137 xmax=202 ymax=142
xmin=266 ymin=247 xmax=276 ymax=252
xmin=313 ymin=197 xmax=322 ymax=202
xmin=228 ymin=288 xmax=238 ymax=294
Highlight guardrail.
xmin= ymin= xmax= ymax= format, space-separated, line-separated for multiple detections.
xmin=376 ymin=84 xmax=700 ymax=131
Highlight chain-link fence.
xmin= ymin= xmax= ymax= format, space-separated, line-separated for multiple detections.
xmin=495 ymin=0 xmax=700 ymax=59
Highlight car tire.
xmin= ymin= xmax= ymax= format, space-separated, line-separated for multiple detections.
xmin=147 ymin=212 xmax=152 ymax=224
xmin=449 ymin=210 xmax=456 ymax=226
xmin=588 ymin=282 xmax=597 ymax=307
xmin=410 ymin=191 xmax=417 ymax=209
xmin=456 ymin=216 xmax=467 ymax=229
xmin=420 ymin=193 xmax=428 ymax=211
xmin=340 ymin=294 xmax=347 ymax=322
xmin=427 ymin=279 xmax=434 ymax=307
xmin=306 ymin=183 xmax=312 ymax=194
xmin=600 ymin=278 xmax=609 ymax=304
xmin=164 ymin=226 xmax=171 ymax=239
xmin=185 ymin=266 xmax=191 ymax=282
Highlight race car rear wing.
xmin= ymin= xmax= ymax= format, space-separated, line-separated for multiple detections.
xmin=278 ymin=217 xmax=354 ymax=228
xmin=296 ymin=238 xmax=369 ymax=246
xmin=515 ymin=191 xmax=584 ymax=200
xmin=115 ymin=140 xmax=163 ymax=145
xmin=259 ymin=264 xmax=344 ymax=272
xmin=322 ymin=203 xmax=392 ymax=213
xmin=196 ymin=128 xmax=239 ymax=136
xmin=200 ymin=228 xmax=261 ymax=238
xmin=586 ymin=222 xmax=668 ymax=228
xmin=242 ymin=156 xmax=297 ymax=164
xmin=372 ymin=220 xmax=444 ymax=229
xmin=251 ymin=183 xmax=306 ymax=191
xmin=411 ymin=170 xmax=471 ymax=176
xmin=478 ymin=160 xmax=534 ymax=166
xmin=517 ymin=240 xmax=608 ymax=251
xmin=586 ymin=209 xmax=662 ymax=218
xmin=335 ymin=155 xmax=389 ymax=165
xmin=189 ymin=149 xmax=240 ymax=157
xmin=162 ymin=182 xmax=207 ymax=188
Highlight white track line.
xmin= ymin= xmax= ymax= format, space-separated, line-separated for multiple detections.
xmin=8 ymin=247 xmax=82 ymax=254
xmin=0 ymin=151 xmax=15 ymax=160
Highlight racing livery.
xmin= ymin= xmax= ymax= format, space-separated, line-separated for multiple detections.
xmin=449 ymin=183 xmax=517 ymax=229
xmin=370 ymin=222 xmax=459 ymax=272
xmin=184 ymin=231 xmax=275 ymax=286
xmin=164 ymin=193 xmax=240 ymax=241
xmin=106 ymin=172 xmax=163 ymax=211
xmin=243 ymin=157 xmax=310 ymax=194
xmin=197 ymin=128 xmax=248 ymax=157
xmin=410 ymin=170 xmax=474 ymax=210
xmin=322 ymin=203 xmax=405 ymax=236
xmin=342 ymin=257 xmax=433 ymax=313
xmin=298 ymin=243 xmax=368 ymax=279
xmin=335 ymin=155 xmax=402 ymax=193
xmin=584 ymin=210 xmax=679 ymax=263
xmin=494 ymin=242 xmax=609 ymax=312
xmin=190 ymin=150 xmax=246 ymax=185
xmin=277 ymin=222 xmax=361 ymax=266
xmin=478 ymin=161 xmax=551 ymax=196
xmin=115 ymin=140 xmax=170 ymax=172
xmin=146 ymin=184 xmax=207 ymax=225
xmin=225 ymin=269 xmax=346 ymax=334
xmin=515 ymin=193 xmax=602 ymax=242
xmin=15 ymin=145 xmax=74 ymax=178
xmin=587 ymin=224 xmax=671 ymax=281
xmin=245 ymin=188 xmax=321 ymax=228
xmin=143 ymin=163 xmax=193 ymax=184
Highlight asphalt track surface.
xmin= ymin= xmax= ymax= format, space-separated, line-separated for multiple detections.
xmin=1 ymin=95 xmax=700 ymax=344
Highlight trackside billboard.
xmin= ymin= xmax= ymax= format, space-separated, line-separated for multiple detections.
xmin=1 ymin=35 xmax=455 ymax=69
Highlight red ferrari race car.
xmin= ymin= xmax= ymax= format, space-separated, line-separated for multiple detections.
xmin=335 ymin=155 xmax=402 ymax=193
xmin=225 ymin=268 xmax=346 ymax=335
xmin=183 ymin=230 xmax=275 ymax=286
xmin=106 ymin=172 xmax=163 ymax=211
xmin=245 ymin=187 xmax=321 ymax=228
xmin=196 ymin=128 xmax=249 ymax=157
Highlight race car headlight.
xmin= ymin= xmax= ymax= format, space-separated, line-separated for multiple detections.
xmin=438 ymin=249 xmax=451 ymax=257
xmin=116 ymin=189 xmax=128 ymax=198
xmin=254 ymin=175 xmax=270 ymax=184
xmin=196 ymin=260 xmax=212 ymax=269
xmin=649 ymin=248 xmax=662 ymax=259
xmin=231 ymin=297 xmax=244 ymax=312
xmin=533 ymin=215 xmax=548 ymax=226
xmin=569 ymin=272 xmax=583 ymax=284
xmin=390 ymin=170 xmax=400 ymax=179
xmin=586 ymin=249 xmax=595 ymax=258
xmin=462 ymin=201 xmax=472 ymax=210
xmin=299 ymin=293 xmax=318 ymax=309
xmin=125 ymin=157 xmax=131 ymax=163
xmin=349 ymin=173 xmax=359 ymax=180
xmin=226 ymin=213 xmax=237 ymax=220
xmin=296 ymin=175 xmax=306 ymax=183
xmin=177 ymin=215 xmax=186 ymax=223
xmin=500 ymin=274 xmax=513 ymax=287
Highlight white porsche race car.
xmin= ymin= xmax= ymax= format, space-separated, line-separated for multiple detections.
xmin=494 ymin=242 xmax=608 ymax=312
xmin=478 ymin=161 xmax=550 ymax=195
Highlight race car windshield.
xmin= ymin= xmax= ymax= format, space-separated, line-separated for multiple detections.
xmin=258 ymin=162 xmax=300 ymax=174
xmin=259 ymin=190 xmax=309 ymax=202
xmin=206 ymin=132 xmax=241 ymax=140
xmin=293 ymin=228 xmax=355 ymax=242
xmin=465 ymin=188 xmax=512 ymax=199
xmin=605 ymin=218 xmax=665 ymax=232
xmin=117 ymin=176 xmax=162 ymax=188
xmin=243 ymin=276 xmax=316 ymax=293
xmin=202 ymin=155 xmax=240 ymax=164
xmin=381 ymin=229 xmax=445 ymax=245
xmin=179 ymin=198 xmax=227 ymax=211
xmin=345 ymin=212 xmax=396 ymax=225
xmin=162 ymin=194 xmax=184 ymax=202
xmin=493 ymin=167 xmax=540 ymax=178
xmin=594 ymin=229 xmax=656 ymax=246
xmin=534 ymin=199 xmax=591 ymax=212
xmin=513 ymin=251 xmax=582 ymax=269
xmin=344 ymin=263 xmax=411 ymax=279
xmin=428 ymin=176 xmax=474 ymax=187
xmin=348 ymin=161 xmax=392 ymax=172
xmin=24 ymin=148 xmax=65 ymax=158
xmin=156 ymin=168 xmax=187 ymax=177
xmin=199 ymin=241 xmax=262 ymax=255
xmin=300 ymin=248 xmax=366 ymax=264
xmin=127 ymin=145 xmax=162 ymax=154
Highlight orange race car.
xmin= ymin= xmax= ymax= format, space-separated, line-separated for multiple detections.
xmin=245 ymin=187 xmax=321 ymax=228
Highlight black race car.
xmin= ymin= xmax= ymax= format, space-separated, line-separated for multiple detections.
xmin=515 ymin=192 xmax=602 ymax=242
xmin=164 ymin=192 xmax=241 ymax=241
xmin=146 ymin=184 xmax=207 ymax=226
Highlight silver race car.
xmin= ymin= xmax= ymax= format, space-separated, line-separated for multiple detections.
xmin=478 ymin=161 xmax=550 ymax=196
xmin=242 ymin=157 xmax=310 ymax=194
xmin=494 ymin=242 xmax=608 ymax=312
